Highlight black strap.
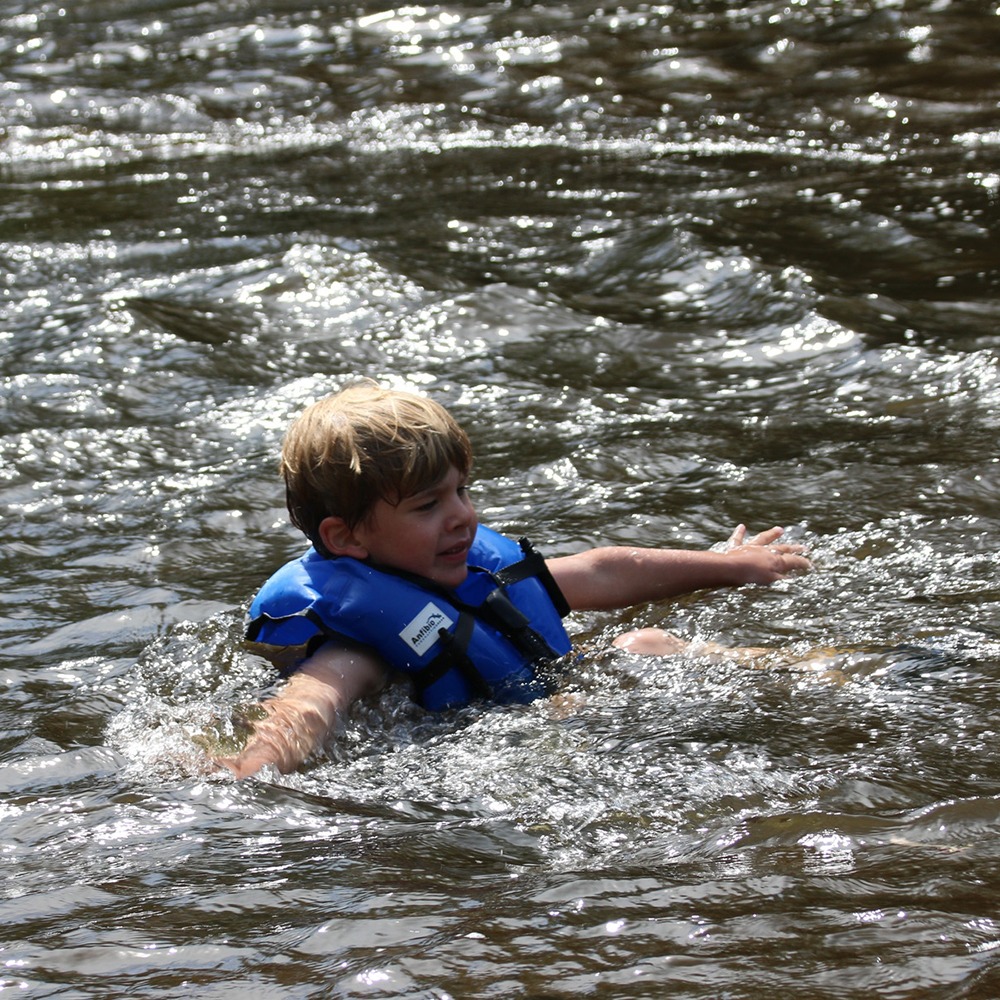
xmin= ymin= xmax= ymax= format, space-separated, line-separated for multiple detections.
xmin=411 ymin=611 xmax=493 ymax=701
xmin=481 ymin=537 xmax=571 ymax=617
xmin=404 ymin=538 xmax=570 ymax=700
xmin=412 ymin=545 xmax=567 ymax=701
xmin=482 ymin=589 xmax=560 ymax=664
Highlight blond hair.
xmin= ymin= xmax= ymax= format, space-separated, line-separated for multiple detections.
xmin=281 ymin=382 xmax=473 ymax=552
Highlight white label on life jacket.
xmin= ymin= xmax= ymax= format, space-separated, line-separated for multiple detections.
xmin=400 ymin=602 xmax=455 ymax=656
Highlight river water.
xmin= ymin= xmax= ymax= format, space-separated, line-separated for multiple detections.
xmin=2 ymin=1 xmax=999 ymax=996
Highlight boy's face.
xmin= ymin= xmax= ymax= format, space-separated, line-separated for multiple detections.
xmin=352 ymin=464 xmax=478 ymax=589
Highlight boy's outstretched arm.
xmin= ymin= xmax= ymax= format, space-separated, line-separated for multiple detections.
xmin=212 ymin=642 xmax=387 ymax=779
xmin=547 ymin=524 xmax=811 ymax=612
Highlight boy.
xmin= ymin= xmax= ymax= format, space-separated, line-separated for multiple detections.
xmin=216 ymin=382 xmax=810 ymax=779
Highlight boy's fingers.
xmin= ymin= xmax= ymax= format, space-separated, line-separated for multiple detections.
xmin=778 ymin=551 xmax=813 ymax=573
xmin=746 ymin=526 xmax=785 ymax=546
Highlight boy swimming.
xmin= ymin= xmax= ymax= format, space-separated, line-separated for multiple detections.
xmin=215 ymin=382 xmax=810 ymax=778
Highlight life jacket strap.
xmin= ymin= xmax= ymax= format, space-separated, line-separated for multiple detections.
xmin=411 ymin=610 xmax=493 ymax=702
xmin=482 ymin=589 xmax=561 ymax=665
xmin=484 ymin=537 xmax=571 ymax=617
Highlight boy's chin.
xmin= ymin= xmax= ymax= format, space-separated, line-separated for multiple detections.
xmin=434 ymin=564 xmax=469 ymax=589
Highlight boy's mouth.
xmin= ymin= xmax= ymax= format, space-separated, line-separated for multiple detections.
xmin=439 ymin=539 xmax=470 ymax=560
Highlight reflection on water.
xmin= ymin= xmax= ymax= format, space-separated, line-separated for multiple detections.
xmin=2 ymin=0 xmax=1000 ymax=996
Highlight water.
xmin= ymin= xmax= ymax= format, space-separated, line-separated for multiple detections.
xmin=2 ymin=0 xmax=999 ymax=996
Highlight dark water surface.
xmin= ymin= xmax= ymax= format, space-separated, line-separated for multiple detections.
xmin=2 ymin=1 xmax=999 ymax=996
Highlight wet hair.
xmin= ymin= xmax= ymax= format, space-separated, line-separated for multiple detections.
xmin=281 ymin=381 xmax=473 ymax=554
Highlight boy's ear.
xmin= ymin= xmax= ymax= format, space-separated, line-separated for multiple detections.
xmin=318 ymin=516 xmax=369 ymax=559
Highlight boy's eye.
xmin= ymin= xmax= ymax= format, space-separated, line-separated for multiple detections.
xmin=407 ymin=478 xmax=471 ymax=513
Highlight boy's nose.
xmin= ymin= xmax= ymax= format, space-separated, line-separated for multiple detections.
xmin=445 ymin=494 xmax=474 ymax=527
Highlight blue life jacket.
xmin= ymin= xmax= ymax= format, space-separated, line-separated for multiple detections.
xmin=245 ymin=525 xmax=572 ymax=711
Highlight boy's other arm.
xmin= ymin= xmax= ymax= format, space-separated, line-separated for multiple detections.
xmin=213 ymin=642 xmax=387 ymax=779
xmin=547 ymin=525 xmax=811 ymax=612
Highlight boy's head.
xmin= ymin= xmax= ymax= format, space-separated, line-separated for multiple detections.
xmin=281 ymin=382 xmax=474 ymax=554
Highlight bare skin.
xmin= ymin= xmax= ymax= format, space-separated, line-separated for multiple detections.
xmin=212 ymin=518 xmax=809 ymax=779
xmin=549 ymin=525 xmax=807 ymax=612
xmin=212 ymin=643 xmax=386 ymax=779
xmin=597 ymin=525 xmax=808 ymax=656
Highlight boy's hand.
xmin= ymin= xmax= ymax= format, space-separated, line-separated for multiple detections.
xmin=196 ymin=643 xmax=388 ymax=780
xmin=191 ymin=704 xmax=272 ymax=777
xmin=723 ymin=524 xmax=812 ymax=584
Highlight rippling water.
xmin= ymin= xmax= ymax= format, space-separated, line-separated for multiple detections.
xmin=3 ymin=1 xmax=1000 ymax=996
